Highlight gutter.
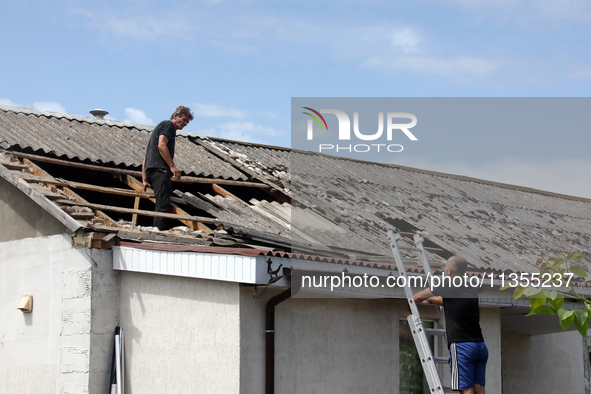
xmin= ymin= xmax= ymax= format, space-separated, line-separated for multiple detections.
xmin=265 ymin=287 xmax=292 ymax=394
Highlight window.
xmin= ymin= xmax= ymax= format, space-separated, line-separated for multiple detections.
xmin=399 ymin=319 xmax=435 ymax=394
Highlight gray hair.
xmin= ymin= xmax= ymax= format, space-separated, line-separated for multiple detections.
xmin=171 ymin=106 xmax=194 ymax=121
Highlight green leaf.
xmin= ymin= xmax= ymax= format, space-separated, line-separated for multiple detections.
xmin=543 ymin=290 xmax=558 ymax=300
xmin=527 ymin=305 xmax=557 ymax=316
xmin=549 ymin=257 xmax=565 ymax=269
xmin=513 ymin=285 xmax=527 ymax=300
xmin=566 ymin=252 xmax=585 ymax=261
xmin=524 ymin=287 xmax=542 ymax=297
xmin=539 ymin=262 xmax=548 ymax=276
xmin=575 ymin=308 xmax=588 ymax=326
xmin=575 ymin=317 xmax=590 ymax=337
xmin=530 ymin=296 xmax=547 ymax=310
xmin=557 ymin=308 xmax=575 ymax=331
xmin=500 ymin=283 xmax=513 ymax=291
xmin=569 ymin=266 xmax=588 ymax=278
xmin=548 ymin=292 xmax=564 ymax=310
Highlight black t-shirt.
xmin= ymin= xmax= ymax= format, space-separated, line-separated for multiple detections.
xmin=144 ymin=120 xmax=176 ymax=174
xmin=431 ymin=282 xmax=484 ymax=344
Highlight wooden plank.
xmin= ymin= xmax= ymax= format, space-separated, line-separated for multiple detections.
xmin=56 ymin=199 xmax=217 ymax=224
xmin=212 ymin=184 xmax=249 ymax=206
xmin=1 ymin=162 xmax=30 ymax=171
xmin=131 ymin=197 xmax=140 ymax=225
xmin=19 ymin=175 xmax=188 ymax=206
xmin=22 ymin=158 xmax=117 ymax=226
xmin=6 ymin=150 xmax=270 ymax=188
xmin=0 ymin=164 xmax=83 ymax=232
xmin=119 ymin=174 xmax=209 ymax=232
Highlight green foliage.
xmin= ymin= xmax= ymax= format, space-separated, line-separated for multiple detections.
xmin=502 ymin=251 xmax=589 ymax=337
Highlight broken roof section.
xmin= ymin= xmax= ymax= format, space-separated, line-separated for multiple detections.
xmin=212 ymin=140 xmax=591 ymax=273
xmin=0 ymin=104 xmax=590 ymax=275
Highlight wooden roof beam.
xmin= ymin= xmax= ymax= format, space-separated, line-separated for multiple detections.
xmin=5 ymin=150 xmax=270 ymax=188
xmin=56 ymin=199 xmax=216 ymax=225
xmin=20 ymin=157 xmax=116 ymax=226
xmin=117 ymin=174 xmax=213 ymax=234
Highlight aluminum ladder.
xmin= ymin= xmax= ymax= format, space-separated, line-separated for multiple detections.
xmin=387 ymin=230 xmax=449 ymax=394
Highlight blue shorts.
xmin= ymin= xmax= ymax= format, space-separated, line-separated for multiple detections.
xmin=449 ymin=342 xmax=488 ymax=391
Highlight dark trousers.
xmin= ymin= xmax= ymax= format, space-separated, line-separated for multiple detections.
xmin=146 ymin=168 xmax=172 ymax=230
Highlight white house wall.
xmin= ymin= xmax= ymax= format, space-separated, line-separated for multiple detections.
xmin=239 ymin=288 xmax=503 ymax=394
xmin=0 ymin=234 xmax=118 ymax=394
xmin=502 ymin=329 xmax=585 ymax=393
xmin=118 ymin=271 xmax=241 ymax=394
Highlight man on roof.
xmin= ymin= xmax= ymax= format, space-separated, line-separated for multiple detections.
xmin=142 ymin=106 xmax=193 ymax=230
xmin=413 ymin=256 xmax=488 ymax=394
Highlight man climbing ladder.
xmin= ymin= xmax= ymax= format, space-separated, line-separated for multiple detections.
xmin=413 ymin=256 xmax=489 ymax=394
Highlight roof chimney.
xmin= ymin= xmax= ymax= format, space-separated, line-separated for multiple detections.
xmin=90 ymin=108 xmax=109 ymax=119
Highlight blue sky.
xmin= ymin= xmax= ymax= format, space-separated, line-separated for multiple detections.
xmin=1 ymin=0 xmax=591 ymax=198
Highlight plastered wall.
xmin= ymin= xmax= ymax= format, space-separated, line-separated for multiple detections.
xmin=239 ymin=289 xmax=503 ymax=394
xmin=119 ymin=272 xmax=241 ymax=394
xmin=0 ymin=234 xmax=118 ymax=394
xmin=502 ymin=329 xmax=585 ymax=394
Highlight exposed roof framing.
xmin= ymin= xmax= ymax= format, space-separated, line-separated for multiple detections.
xmin=0 ymin=145 xmax=295 ymax=253
xmin=7 ymin=151 xmax=271 ymax=189
xmin=0 ymin=155 xmax=82 ymax=232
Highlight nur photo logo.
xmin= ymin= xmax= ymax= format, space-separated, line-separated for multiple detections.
xmin=302 ymin=107 xmax=418 ymax=154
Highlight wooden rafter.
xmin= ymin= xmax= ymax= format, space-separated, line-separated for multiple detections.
xmin=5 ymin=150 xmax=270 ymax=188
xmin=56 ymin=199 xmax=216 ymax=224
xmin=212 ymin=184 xmax=249 ymax=206
xmin=117 ymin=174 xmax=213 ymax=233
xmin=16 ymin=173 xmax=189 ymax=206
xmin=20 ymin=157 xmax=117 ymax=226
xmin=0 ymin=163 xmax=82 ymax=232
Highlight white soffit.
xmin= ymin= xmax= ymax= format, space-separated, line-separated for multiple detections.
xmin=113 ymin=245 xmax=268 ymax=284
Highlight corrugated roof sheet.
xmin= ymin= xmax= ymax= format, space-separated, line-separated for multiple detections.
xmin=212 ymin=140 xmax=591 ymax=273
xmin=3 ymin=105 xmax=590 ymax=275
xmin=0 ymin=105 xmax=246 ymax=180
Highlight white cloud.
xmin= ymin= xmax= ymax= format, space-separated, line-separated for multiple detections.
xmin=197 ymin=121 xmax=283 ymax=143
xmin=33 ymin=101 xmax=66 ymax=113
xmin=0 ymin=98 xmax=17 ymax=106
xmin=260 ymin=111 xmax=279 ymax=119
xmin=76 ymin=9 xmax=196 ymax=41
xmin=124 ymin=108 xmax=154 ymax=125
xmin=363 ymin=54 xmax=498 ymax=79
xmin=390 ymin=28 xmax=421 ymax=53
xmin=192 ymin=103 xmax=249 ymax=118
xmin=393 ymin=156 xmax=591 ymax=200
xmin=73 ymin=6 xmax=498 ymax=82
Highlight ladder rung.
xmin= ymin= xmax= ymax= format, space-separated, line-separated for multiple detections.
xmin=397 ymin=245 xmax=421 ymax=251
xmin=424 ymin=328 xmax=446 ymax=336
xmin=434 ymin=357 xmax=448 ymax=363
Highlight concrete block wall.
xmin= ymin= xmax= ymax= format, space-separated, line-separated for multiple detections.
xmin=0 ymin=234 xmax=118 ymax=394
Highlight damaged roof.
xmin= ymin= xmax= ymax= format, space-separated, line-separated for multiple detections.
xmin=211 ymin=140 xmax=591 ymax=273
xmin=0 ymin=105 xmax=246 ymax=180
xmin=1 ymin=104 xmax=590 ymax=275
